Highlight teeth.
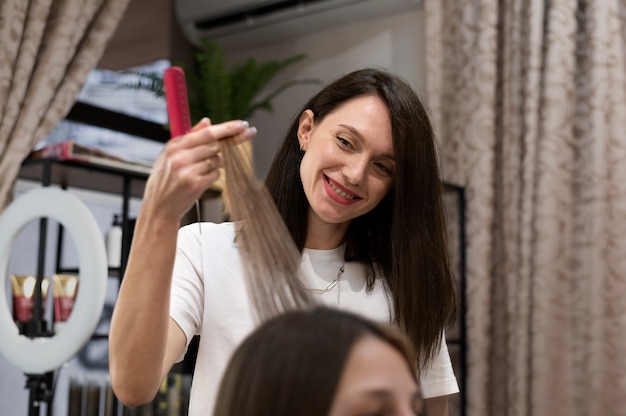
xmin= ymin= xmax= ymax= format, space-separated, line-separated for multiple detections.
xmin=328 ymin=179 xmax=355 ymax=200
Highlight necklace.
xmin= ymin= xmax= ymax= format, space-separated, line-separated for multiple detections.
xmin=307 ymin=263 xmax=345 ymax=304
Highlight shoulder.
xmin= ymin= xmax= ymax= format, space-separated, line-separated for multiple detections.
xmin=175 ymin=222 xmax=237 ymax=263
xmin=179 ymin=220 xmax=235 ymax=235
xmin=178 ymin=221 xmax=236 ymax=244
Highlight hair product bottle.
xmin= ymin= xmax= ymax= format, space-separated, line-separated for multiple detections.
xmin=106 ymin=214 xmax=122 ymax=268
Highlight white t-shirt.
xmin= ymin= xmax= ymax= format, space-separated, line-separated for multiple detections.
xmin=170 ymin=222 xmax=459 ymax=415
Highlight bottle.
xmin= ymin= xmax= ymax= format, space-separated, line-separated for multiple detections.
xmin=106 ymin=214 xmax=123 ymax=268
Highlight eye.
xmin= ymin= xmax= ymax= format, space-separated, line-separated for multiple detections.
xmin=373 ymin=161 xmax=394 ymax=176
xmin=336 ymin=135 xmax=353 ymax=148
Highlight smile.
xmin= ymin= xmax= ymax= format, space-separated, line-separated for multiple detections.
xmin=328 ymin=179 xmax=355 ymax=199
xmin=324 ymin=175 xmax=361 ymax=204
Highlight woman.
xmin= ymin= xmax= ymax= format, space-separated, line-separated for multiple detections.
xmin=109 ymin=68 xmax=458 ymax=415
xmin=214 ymin=306 xmax=424 ymax=416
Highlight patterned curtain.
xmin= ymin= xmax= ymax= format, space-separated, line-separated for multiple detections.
xmin=0 ymin=0 xmax=131 ymax=211
xmin=425 ymin=1 xmax=626 ymax=415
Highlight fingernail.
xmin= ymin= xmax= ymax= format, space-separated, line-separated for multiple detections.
xmin=240 ymin=120 xmax=249 ymax=128
xmin=245 ymin=126 xmax=257 ymax=136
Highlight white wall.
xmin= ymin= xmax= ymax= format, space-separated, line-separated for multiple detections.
xmin=0 ymin=7 xmax=426 ymax=415
xmin=227 ymin=8 xmax=427 ymax=178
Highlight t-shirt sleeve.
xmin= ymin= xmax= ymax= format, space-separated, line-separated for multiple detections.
xmin=169 ymin=224 xmax=205 ymax=361
xmin=419 ymin=331 xmax=460 ymax=398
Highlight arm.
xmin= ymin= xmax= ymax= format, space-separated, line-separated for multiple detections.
xmin=109 ymin=119 xmax=256 ymax=406
xmin=424 ymin=395 xmax=449 ymax=416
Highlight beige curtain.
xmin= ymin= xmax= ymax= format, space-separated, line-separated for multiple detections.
xmin=425 ymin=1 xmax=626 ymax=415
xmin=0 ymin=0 xmax=131 ymax=211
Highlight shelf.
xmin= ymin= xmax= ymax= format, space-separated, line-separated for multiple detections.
xmin=65 ymin=101 xmax=170 ymax=143
xmin=19 ymin=158 xmax=148 ymax=199
xmin=56 ymin=267 xmax=122 ymax=274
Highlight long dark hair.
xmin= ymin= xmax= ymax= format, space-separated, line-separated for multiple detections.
xmin=213 ymin=307 xmax=418 ymax=416
xmin=265 ymin=68 xmax=457 ymax=368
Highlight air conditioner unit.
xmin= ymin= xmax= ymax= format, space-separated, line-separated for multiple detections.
xmin=175 ymin=0 xmax=423 ymax=50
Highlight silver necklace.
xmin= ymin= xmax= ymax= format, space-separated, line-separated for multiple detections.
xmin=307 ymin=263 xmax=345 ymax=304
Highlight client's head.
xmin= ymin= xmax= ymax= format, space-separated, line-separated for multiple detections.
xmin=213 ymin=306 xmax=424 ymax=416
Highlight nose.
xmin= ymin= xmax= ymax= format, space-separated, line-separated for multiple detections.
xmin=342 ymin=155 xmax=368 ymax=185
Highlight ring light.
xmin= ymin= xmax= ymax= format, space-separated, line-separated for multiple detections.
xmin=0 ymin=187 xmax=107 ymax=374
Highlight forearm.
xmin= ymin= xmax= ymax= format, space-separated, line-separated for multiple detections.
xmin=109 ymin=211 xmax=180 ymax=405
xmin=424 ymin=396 xmax=449 ymax=416
xmin=108 ymin=118 xmax=255 ymax=404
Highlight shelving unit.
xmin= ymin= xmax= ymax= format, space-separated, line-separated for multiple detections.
xmin=14 ymin=101 xmax=163 ymax=415
xmin=20 ymin=157 xmax=149 ymax=280
xmin=16 ymin=157 xmax=149 ymax=416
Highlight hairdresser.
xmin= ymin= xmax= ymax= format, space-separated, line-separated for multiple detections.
xmin=109 ymin=68 xmax=459 ymax=415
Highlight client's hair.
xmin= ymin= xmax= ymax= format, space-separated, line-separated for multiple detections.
xmin=220 ymin=138 xmax=316 ymax=322
xmin=213 ymin=307 xmax=418 ymax=416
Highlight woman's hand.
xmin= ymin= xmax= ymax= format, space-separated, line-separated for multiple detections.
xmin=142 ymin=118 xmax=257 ymax=222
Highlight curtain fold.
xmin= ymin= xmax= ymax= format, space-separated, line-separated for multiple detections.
xmin=0 ymin=0 xmax=131 ymax=211
xmin=425 ymin=1 xmax=626 ymax=415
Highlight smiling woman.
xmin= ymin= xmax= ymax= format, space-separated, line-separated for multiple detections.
xmin=109 ymin=68 xmax=458 ymax=416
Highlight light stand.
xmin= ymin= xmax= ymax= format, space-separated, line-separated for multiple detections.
xmin=0 ymin=187 xmax=108 ymax=416
xmin=25 ymin=372 xmax=55 ymax=416
xmin=18 ymin=217 xmax=57 ymax=416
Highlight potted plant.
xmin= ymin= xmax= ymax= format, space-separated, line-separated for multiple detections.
xmin=123 ymin=39 xmax=319 ymax=124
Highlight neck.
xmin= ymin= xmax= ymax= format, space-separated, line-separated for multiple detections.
xmin=304 ymin=215 xmax=349 ymax=250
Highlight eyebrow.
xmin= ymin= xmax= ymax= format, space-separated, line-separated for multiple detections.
xmin=363 ymin=391 xmax=392 ymax=399
xmin=338 ymin=124 xmax=396 ymax=161
xmin=339 ymin=124 xmax=365 ymax=141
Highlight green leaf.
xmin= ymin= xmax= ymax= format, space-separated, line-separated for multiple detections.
xmin=119 ymin=39 xmax=319 ymax=126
